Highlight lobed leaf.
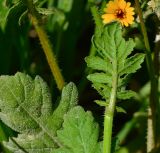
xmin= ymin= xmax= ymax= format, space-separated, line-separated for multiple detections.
xmin=86 ymin=22 xmax=145 ymax=105
xmin=87 ymin=73 xmax=112 ymax=85
xmin=54 ymin=106 xmax=101 ymax=153
xmin=117 ymin=90 xmax=136 ymax=100
xmin=0 ymin=73 xmax=78 ymax=153
xmin=0 ymin=72 xmax=52 ymax=133
xmin=45 ymin=82 xmax=78 ymax=137
xmin=119 ymin=54 xmax=145 ymax=76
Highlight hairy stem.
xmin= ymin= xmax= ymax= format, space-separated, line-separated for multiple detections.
xmin=25 ymin=0 xmax=65 ymax=90
xmin=103 ymin=61 xmax=118 ymax=153
xmin=134 ymin=0 xmax=159 ymax=152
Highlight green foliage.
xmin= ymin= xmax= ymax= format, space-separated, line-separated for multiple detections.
xmin=0 ymin=0 xmax=56 ymax=29
xmin=0 ymin=73 xmax=102 ymax=153
xmin=0 ymin=0 xmax=9 ymax=29
xmin=85 ymin=22 xmax=145 ymax=104
xmin=0 ymin=72 xmax=78 ymax=153
xmin=54 ymin=106 xmax=102 ymax=153
xmin=0 ymin=0 xmax=25 ymax=30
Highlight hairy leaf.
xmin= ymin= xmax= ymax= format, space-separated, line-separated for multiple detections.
xmin=119 ymin=54 xmax=145 ymax=76
xmin=85 ymin=56 xmax=112 ymax=74
xmin=87 ymin=73 xmax=112 ymax=85
xmin=0 ymin=73 xmax=78 ymax=153
xmin=54 ymin=106 xmax=101 ymax=153
xmin=86 ymin=22 xmax=145 ymax=104
xmin=117 ymin=90 xmax=136 ymax=100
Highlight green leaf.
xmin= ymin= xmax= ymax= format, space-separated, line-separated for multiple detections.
xmin=45 ymin=82 xmax=78 ymax=136
xmin=92 ymin=83 xmax=111 ymax=99
xmin=54 ymin=106 xmax=101 ymax=153
xmin=0 ymin=72 xmax=53 ymax=133
xmin=117 ymin=90 xmax=136 ymax=100
xmin=4 ymin=134 xmax=56 ymax=153
xmin=117 ymin=38 xmax=135 ymax=62
xmin=86 ymin=22 xmax=145 ymax=103
xmin=95 ymin=100 xmax=108 ymax=106
xmin=5 ymin=0 xmax=26 ymax=29
xmin=37 ymin=8 xmax=55 ymax=15
xmin=87 ymin=73 xmax=112 ymax=85
xmin=0 ymin=73 xmax=78 ymax=153
xmin=85 ymin=56 xmax=112 ymax=74
xmin=119 ymin=54 xmax=145 ymax=76
xmin=115 ymin=106 xmax=126 ymax=114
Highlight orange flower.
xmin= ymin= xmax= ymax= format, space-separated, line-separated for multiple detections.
xmin=102 ymin=0 xmax=135 ymax=27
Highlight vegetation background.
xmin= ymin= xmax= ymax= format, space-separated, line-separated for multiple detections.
xmin=0 ymin=0 xmax=159 ymax=153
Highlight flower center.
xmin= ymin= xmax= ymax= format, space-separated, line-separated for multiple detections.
xmin=115 ymin=9 xmax=126 ymax=19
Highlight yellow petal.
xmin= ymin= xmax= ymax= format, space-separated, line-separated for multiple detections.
xmin=106 ymin=1 xmax=119 ymax=13
xmin=118 ymin=0 xmax=127 ymax=10
xmin=102 ymin=14 xmax=116 ymax=24
xmin=126 ymin=2 xmax=131 ymax=8
xmin=122 ymin=20 xmax=129 ymax=26
xmin=126 ymin=16 xmax=134 ymax=24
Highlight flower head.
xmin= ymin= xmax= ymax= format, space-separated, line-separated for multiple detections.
xmin=102 ymin=0 xmax=135 ymax=27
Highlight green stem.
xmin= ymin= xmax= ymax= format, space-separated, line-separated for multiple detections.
xmin=26 ymin=0 xmax=65 ymax=90
xmin=103 ymin=61 xmax=118 ymax=153
xmin=134 ymin=0 xmax=158 ymax=152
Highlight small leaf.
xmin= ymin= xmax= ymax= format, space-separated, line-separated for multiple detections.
xmin=119 ymin=54 xmax=145 ymax=75
xmin=95 ymin=100 xmax=108 ymax=106
xmin=117 ymin=90 xmax=136 ymax=100
xmin=85 ymin=56 xmax=112 ymax=74
xmin=117 ymin=39 xmax=135 ymax=61
xmin=55 ymin=106 xmax=101 ymax=153
xmin=87 ymin=73 xmax=112 ymax=85
xmin=92 ymin=83 xmax=111 ymax=99
xmin=115 ymin=106 xmax=126 ymax=113
xmin=37 ymin=8 xmax=55 ymax=15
